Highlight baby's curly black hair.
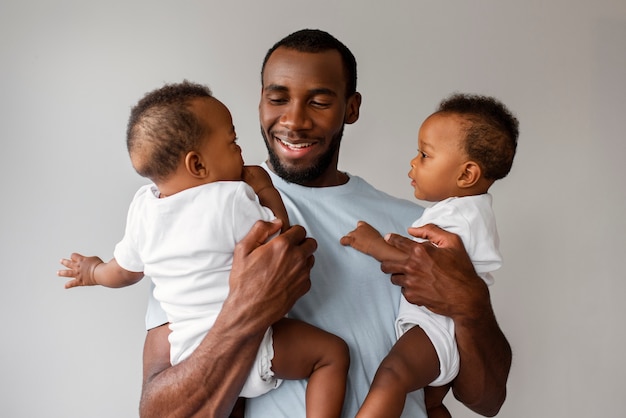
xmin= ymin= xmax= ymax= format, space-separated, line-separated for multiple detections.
xmin=437 ymin=93 xmax=519 ymax=181
xmin=126 ymin=81 xmax=213 ymax=182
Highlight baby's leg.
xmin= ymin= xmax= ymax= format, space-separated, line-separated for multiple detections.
xmin=357 ymin=326 xmax=439 ymax=418
xmin=228 ymin=397 xmax=245 ymax=418
xmin=424 ymin=385 xmax=451 ymax=418
xmin=271 ymin=317 xmax=350 ymax=418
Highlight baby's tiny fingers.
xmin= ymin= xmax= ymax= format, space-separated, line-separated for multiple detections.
xmin=64 ymin=279 xmax=80 ymax=289
xmin=57 ymin=269 xmax=74 ymax=278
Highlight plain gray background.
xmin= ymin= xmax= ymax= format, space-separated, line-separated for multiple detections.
xmin=2 ymin=0 xmax=625 ymax=417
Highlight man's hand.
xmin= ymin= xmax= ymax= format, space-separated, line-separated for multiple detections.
xmin=381 ymin=223 xmax=511 ymax=415
xmin=381 ymin=223 xmax=489 ymax=321
xmin=140 ymin=219 xmax=317 ymax=418
xmin=228 ymin=219 xmax=316 ymax=325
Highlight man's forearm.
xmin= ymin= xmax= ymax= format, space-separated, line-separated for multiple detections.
xmin=380 ymin=228 xmax=512 ymax=416
xmin=139 ymin=222 xmax=315 ymax=417
xmin=140 ymin=301 xmax=266 ymax=418
xmin=452 ymin=295 xmax=512 ymax=416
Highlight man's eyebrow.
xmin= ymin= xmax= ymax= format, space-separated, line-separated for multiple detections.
xmin=263 ymin=84 xmax=338 ymax=97
xmin=309 ymin=88 xmax=337 ymax=97
xmin=263 ymin=84 xmax=288 ymax=92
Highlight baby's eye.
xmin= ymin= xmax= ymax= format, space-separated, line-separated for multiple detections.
xmin=417 ymin=148 xmax=428 ymax=158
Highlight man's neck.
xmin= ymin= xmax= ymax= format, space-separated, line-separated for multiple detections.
xmin=265 ymin=160 xmax=349 ymax=187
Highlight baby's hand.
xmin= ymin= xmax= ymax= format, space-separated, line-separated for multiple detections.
xmin=242 ymin=165 xmax=272 ymax=192
xmin=58 ymin=253 xmax=104 ymax=289
xmin=340 ymin=221 xmax=383 ymax=255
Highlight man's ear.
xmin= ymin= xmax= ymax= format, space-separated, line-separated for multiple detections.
xmin=457 ymin=161 xmax=481 ymax=188
xmin=185 ymin=152 xmax=208 ymax=178
xmin=344 ymin=92 xmax=362 ymax=125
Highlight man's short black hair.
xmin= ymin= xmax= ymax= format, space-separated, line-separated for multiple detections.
xmin=261 ymin=29 xmax=358 ymax=98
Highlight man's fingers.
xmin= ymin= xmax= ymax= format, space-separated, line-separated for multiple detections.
xmin=280 ymin=224 xmax=306 ymax=244
xmin=234 ymin=221 xmax=316 ymax=262
xmin=383 ymin=233 xmax=415 ymax=253
xmin=236 ymin=220 xmax=283 ymax=254
xmin=407 ymin=224 xmax=460 ymax=248
xmin=281 ymin=225 xmax=317 ymax=254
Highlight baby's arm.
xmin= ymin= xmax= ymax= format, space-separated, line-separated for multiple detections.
xmin=341 ymin=221 xmax=406 ymax=263
xmin=242 ymin=165 xmax=290 ymax=232
xmin=58 ymin=253 xmax=143 ymax=289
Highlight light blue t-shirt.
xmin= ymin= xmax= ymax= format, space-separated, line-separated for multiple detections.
xmin=245 ymin=165 xmax=426 ymax=417
xmin=145 ymin=165 xmax=427 ymax=417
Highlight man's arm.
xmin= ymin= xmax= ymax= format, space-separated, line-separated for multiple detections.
xmin=140 ymin=220 xmax=316 ymax=418
xmin=381 ymin=224 xmax=511 ymax=416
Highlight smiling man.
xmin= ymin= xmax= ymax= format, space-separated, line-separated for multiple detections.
xmin=140 ymin=29 xmax=511 ymax=418
xmin=260 ymin=46 xmax=360 ymax=187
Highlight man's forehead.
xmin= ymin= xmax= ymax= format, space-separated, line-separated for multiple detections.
xmin=262 ymin=48 xmax=347 ymax=93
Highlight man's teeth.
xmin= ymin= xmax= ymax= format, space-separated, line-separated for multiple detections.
xmin=278 ymin=138 xmax=313 ymax=149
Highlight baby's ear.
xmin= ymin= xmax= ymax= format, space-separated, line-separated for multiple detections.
xmin=457 ymin=161 xmax=481 ymax=188
xmin=185 ymin=151 xmax=208 ymax=178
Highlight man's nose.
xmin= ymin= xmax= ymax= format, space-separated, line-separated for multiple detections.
xmin=279 ymin=102 xmax=313 ymax=130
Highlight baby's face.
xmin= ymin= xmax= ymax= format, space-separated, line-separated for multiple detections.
xmin=408 ymin=113 xmax=468 ymax=202
xmin=194 ymin=97 xmax=244 ymax=182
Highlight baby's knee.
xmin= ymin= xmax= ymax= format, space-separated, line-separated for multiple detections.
xmin=323 ymin=333 xmax=350 ymax=372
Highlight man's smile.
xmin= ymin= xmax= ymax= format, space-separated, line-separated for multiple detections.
xmin=273 ymin=132 xmax=317 ymax=151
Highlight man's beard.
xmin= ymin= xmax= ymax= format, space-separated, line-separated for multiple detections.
xmin=261 ymin=126 xmax=344 ymax=185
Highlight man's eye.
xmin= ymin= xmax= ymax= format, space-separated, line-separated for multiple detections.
xmin=267 ymin=96 xmax=287 ymax=104
xmin=311 ymin=101 xmax=330 ymax=108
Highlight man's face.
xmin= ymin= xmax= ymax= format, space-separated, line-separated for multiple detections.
xmin=259 ymin=47 xmax=360 ymax=187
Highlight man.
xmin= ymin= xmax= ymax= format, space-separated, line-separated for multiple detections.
xmin=140 ymin=29 xmax=511 ymax=417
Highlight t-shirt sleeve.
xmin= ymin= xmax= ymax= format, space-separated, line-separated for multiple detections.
xmin=414 ymin=201 xmax=473 ymax=247
xmin=230 ymin=183 xmax=277 ymax=243
xmin=113 ymin=190 xmax=145 ymax=273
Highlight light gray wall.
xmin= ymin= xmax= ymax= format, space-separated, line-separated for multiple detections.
xmin=1 ymin=1 xmax=624 ymax=416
